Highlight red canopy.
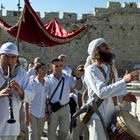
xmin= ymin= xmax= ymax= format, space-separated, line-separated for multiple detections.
xmin=0 ymin=0 xmax=87 ymax=47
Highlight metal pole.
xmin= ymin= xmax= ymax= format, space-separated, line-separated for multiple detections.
xmin=17 ymin=0 xmax=22 ymax=51
xmin=0 ymin=3 xmax=5 ymax=46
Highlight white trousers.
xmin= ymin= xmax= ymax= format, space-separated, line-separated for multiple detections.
xmin=48 ymin=105 xmax=70 ymax=140
xmin=28 ymin=114 xmax=45 ymax=140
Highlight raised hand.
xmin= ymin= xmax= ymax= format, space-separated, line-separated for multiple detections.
xmin=123 ymin=70 xmax=140 ymax=83
xmin=0 ymin=88 xmax=12 ymax=98
xmin=9 ymin=80 xmax=24 ymax=99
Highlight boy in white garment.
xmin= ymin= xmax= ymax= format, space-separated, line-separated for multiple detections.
xmin=28 ymin=62 xmax=48 ymax=140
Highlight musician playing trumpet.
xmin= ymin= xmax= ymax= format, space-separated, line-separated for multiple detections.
xmin=84 ymin=38 xmax=139 ymax=140
xmin=0 ymin=42 xmax=34 ymax=140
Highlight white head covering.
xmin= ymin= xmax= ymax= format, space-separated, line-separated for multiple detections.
xmin=58 ymin=54 xmax=66 ymax=59
xmin=0 ymin=42 xmax=19 ymax=56
xmin=84 ymin=38 xmax=106 ymax=68
xmin=88 ymin=38 xmax=106 ymax=59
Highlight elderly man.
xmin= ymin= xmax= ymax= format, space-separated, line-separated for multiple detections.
xmin=27 ymin=57 xmax=42 ymax=79
xmin=84 ymin=38 xmax=139 ymax=140
xmin=0 ymin=42 xmax=34 ymax=140
xmin=46 ymin=58 xmax=82 ymax=140
xmin=58 ymin=54 xmax=72 ymax=76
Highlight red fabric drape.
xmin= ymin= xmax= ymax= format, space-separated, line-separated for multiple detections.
xmin=0 ymin=0 xmax=87 ymax=47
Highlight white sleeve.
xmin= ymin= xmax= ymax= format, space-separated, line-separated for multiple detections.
xmin=69 ymin=76 xmax=76 ymax=88
xmin=85 ymin=67 xmax=127 ymax=99
xmin=21 ymin=70 xmax=35 ymax=103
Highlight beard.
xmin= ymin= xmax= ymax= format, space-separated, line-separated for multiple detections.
xmin=98 ymin=51 xmax=113 ymax=64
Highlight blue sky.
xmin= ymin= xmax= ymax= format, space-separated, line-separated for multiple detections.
xmin=1 ymin=0 xmax=140 ymax=18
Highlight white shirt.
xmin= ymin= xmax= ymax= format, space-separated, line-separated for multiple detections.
xmin=27 ymin=67 xmax=36 ymax=79
xmin=0 ymin=67 xmax=34 ymax=136
xmin=84 ymin=64 xmax=127 ymax=127
xmin=29 ymin=77 xmax=48 ymax=118
xmin=46 ymin=74 xmax=75 ymax=105
xmin=62 ymin=66 xmax=72 ymax=77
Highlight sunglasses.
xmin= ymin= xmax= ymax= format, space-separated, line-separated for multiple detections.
xmin=54 ymin=64 xmax=63 ymax=68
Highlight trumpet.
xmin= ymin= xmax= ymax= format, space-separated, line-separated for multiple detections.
xmin=7 ymin=64 xmax=18 ymax=124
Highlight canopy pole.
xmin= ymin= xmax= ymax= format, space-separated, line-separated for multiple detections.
xmin=15 ymin=0 xmax=22 ymax=51
xmin=0 ymin=3 xmax=5 ymax=46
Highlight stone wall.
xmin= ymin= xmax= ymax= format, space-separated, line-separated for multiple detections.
xmin=0 ymin=1 xmax=140 ymax=75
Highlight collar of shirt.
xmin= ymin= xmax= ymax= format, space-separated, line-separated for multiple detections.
xmin=49 ymin=73 xmax=64 ymax=81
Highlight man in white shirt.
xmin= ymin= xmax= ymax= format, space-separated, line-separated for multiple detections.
xmin=27 ymin=57 xmax=42 ymax=79
xmin=46 ymin=58 xmax=82 ymax=140
xmin=28 ymin=62 xmax=48 ymax=140
xmin=58 ymin=54 xmax=72 ymax=76
xmin=84 ymin=38 xmax=139 ymax=140
xmin=0 ymin=42 xmax=34 ymax=140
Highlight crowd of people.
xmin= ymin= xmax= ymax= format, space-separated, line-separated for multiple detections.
xmin=0 ymin=38 xmax=139 ymax=140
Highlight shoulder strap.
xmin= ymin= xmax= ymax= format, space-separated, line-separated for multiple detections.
xmin=59 ymin=77 xmax=65 ymax=100
xmin=109 ymin=65 xmax=118 ymax=105
xmin=107 ymin=65 xmax=115 ymax=85
xmin=98 ymin=66 xmax=106 ymax=79
xmin=49 ymin=77 xmax=63 ymax=102
xmin=98 ymin=65 xmax=117 ymax=105
xmin=97 ymin=65 xmax=115 ymax=85
xmin=96 ymin=65 xmax=116 ymax=106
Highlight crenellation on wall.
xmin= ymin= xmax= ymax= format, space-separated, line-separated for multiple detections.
xmin=2 ymin=1 xmax=140 ymax=21
xmin=7 ymin=10 xmax=19 ymax=17
xmin=123 ymin=2 xmax=137 ymax=9
xmin=63 ymin=12 xmax=77 ymax=22
xmin=81 ymin=14 xmax=93 ymax=21
xmin=94 ymin=8 xmax=107 ymax=17
xmin=45 ymin=12 xmax=59 ymax=20
xmin=107 ymin=1 xmax=121 ymax=9
xmin=1 ymin=1 xmax=140 ymax=75
xmin=94 ymin=2 xmax=140 ymax=18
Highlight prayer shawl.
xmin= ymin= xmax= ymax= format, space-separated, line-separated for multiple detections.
xmin=0 ymin=0 xmax=87 ymax=47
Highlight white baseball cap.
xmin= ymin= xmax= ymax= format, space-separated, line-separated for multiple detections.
xmin=58 ymin=54 xmax=66 ymax=59
xmin=0 ymin=42 xmax=19 ymax=56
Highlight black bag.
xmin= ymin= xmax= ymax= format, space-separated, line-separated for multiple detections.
xmin=50 ymin=102 xmax=62 ymax=112
xmin=49 ymin=77 xmax=65 ymax=112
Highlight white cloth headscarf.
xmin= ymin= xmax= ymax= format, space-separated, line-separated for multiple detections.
xmin=85 ymin=38 xmax=106 ymax=68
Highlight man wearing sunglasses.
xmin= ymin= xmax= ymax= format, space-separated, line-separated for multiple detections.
xmin=46 ymin=58 xmax=82 ymax=140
